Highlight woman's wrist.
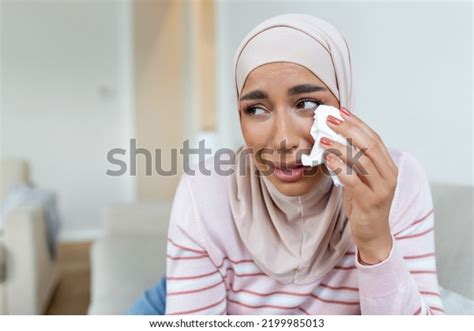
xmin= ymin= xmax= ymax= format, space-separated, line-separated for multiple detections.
xmin=357 ymin=235 xmax=393 ymax=265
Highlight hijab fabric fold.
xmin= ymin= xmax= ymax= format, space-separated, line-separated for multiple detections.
xmin=228 ymin=14 xmax=355 ymax=285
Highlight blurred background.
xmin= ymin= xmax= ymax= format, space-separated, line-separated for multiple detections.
xmin=0 ymin=0 xmax=472 ymax=315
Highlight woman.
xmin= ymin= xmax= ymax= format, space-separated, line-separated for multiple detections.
xmin=132 ymin=13 xmax=443 ymax=315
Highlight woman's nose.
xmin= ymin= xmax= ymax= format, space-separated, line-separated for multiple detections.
xmin=271 ymin=109 xmax=299 ymax=155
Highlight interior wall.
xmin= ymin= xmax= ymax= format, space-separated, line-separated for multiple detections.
xmin=1 ymin=1 xmax=135 ymax=240
xmin=192 ymin=0 xmax=217 ymax=132
xmin=133 ymin=0 xmax=185 ymax=201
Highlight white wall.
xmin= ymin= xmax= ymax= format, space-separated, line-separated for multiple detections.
xmin=1 ymin=1 xmax=135 ymax=240
xmin=216 ymin=0 xmax=473 ymax=185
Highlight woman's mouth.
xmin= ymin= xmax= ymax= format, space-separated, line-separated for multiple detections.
xmin=273 ymin=163 xmax=311 ymax=182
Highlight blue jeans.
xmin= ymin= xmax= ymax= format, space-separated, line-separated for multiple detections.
xmin=127 ymin=275 xmax=167 ymax=315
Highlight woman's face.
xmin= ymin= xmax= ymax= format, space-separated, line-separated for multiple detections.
xmin=239 ymin=62 xmax=340 ymax=196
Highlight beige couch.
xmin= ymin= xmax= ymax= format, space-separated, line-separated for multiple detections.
xmin=0 ymin=159 xmax=59 ymax=314
xmin=88 ymin=183 xmax=473 ymax=315
xmin=88 ymin=202 xmax=171 ymax=314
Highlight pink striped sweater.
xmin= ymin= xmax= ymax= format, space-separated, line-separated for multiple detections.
xmin=165 ymin=148 xmax=444 ymax=315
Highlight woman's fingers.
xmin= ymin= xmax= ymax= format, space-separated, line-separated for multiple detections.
xmin=320 ymin=137 xmax=380 ymax=190
xmin=323 ymin=149 xmax=369 ymax=197
xmin=326 ymin=110 xmax=397 ymax=180
xmin=340 ymin=108 xmax=397 ymax=173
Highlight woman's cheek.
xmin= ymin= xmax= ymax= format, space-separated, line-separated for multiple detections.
xmin=293 ymin=113 xmax=316 ymax=145
xmin=241 ymin=120 xmax=272 ymax=150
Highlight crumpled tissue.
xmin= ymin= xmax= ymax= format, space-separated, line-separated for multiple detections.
xmin=301 ymin=105 xmax=347 ymax=187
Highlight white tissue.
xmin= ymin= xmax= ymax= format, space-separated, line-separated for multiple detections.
xmin=301 ymin=105 xmax=347 ymax=187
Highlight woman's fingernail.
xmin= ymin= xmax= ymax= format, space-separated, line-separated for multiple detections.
xmin=340 ymin=107 xmax=352 ymax=117
xmin=320 ymin=137 xmax=333 ymax=146
xmin=324 ymin=152 xmax=333 ymax=161
xmin=327 ymin=115 xmax=342 ymax=125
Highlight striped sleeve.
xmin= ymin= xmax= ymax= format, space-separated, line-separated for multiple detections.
xmin=356 ymin=152 xmax=444 ymax=315
xmin=165 ymin=174 xmax=227 ymax=315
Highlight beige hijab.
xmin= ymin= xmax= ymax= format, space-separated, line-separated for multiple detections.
xmin=228 ymin=14 xmax=355 ymax=285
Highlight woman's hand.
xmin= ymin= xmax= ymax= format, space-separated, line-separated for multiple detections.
xmin=320 ymin=107 xmax=398 ymax=264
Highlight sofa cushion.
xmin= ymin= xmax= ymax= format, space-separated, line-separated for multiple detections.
xmin=431 ymin=183 xmax=473 ymax=299
xmin=440 ymin=287 xmax=474 ymax=315
xmin=0 ymin=159 xmax=30 ymax=201
xmin=102 ymin=202 xmax=171 ymax=237
xmin=88 ymin=234 xmax=167 ymax=315
xmin=0 ymin=236 xmax=5 ymax=314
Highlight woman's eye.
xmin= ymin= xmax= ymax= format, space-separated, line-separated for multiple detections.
xmin=296 ymin=100 xmax=321 ymax=111
xmin=243 ymin=106 xmax=267 ymax=116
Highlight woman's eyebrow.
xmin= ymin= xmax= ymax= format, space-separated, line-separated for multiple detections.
xmin=288 ymin=84 xmax=326 ymax=95
xmin=240 ymin=90 xmax=268 ymax=101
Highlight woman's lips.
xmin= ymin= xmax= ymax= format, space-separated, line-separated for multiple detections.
xmin=273 ymin=164 xmax=311 ymax=182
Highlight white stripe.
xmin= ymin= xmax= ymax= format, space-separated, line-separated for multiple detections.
xmin=337 ymin=254 xmax=356 ymax=268
xmin=218 ymin=260 xmax=263 ymax=276
xmin=167 ymin=297 xmax=226 ymax=315
xmin=168 ymin=244 xmax=206 ymax=258
xmin=167 ymin=272 xmax=223 ymax=293
xmin=396 ymin=215 xmax=434 ymax=238
xmin=419 ymin=299 xmax=427 ymax=314
xmin=422 ymin=295 xmax=443 ymax=308
xmin=312 ymin=285 xmax=360 ymax=302
xmin=228 ymin=289 xmax=308 ymax=308
xmin=206 ymin=299 xmax=227 ymax=315
xmin=403 ymin=256 xmax=437 ymax=270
